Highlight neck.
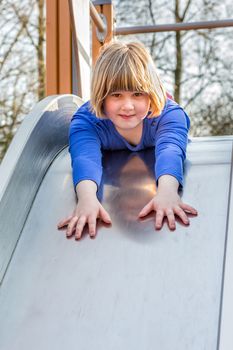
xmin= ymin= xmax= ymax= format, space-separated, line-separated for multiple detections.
xmin=116 ymin=122 xmax=144 ymax=146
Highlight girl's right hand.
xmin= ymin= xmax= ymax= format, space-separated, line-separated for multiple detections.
xmin=57 ymin=197 xmax=112 ymax=240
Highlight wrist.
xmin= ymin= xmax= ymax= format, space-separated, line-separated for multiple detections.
xmin=157 ymin=175 xmax=179 ymax=193
xmin=76 ymin=180 xmax=98 ymax=199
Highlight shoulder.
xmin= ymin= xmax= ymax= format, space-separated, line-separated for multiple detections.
xmin=69 ymin=101 xmax=112 ymax=147
xmin=71 ymin=101 xmax=111 ymax=129
xmin=162 ymin=98 xmax=186 ymax=114
xmin=156 ymin=98 xmax=190 ymax=129
xmin=71 ymin=101 xmax=99 ymax=125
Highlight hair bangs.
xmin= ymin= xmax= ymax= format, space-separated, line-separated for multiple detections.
xmin=104 ymin=55 xmax=149 ymax=97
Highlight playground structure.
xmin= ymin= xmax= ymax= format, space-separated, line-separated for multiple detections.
xmin=0 ymin=1 xmax=233 ymax=349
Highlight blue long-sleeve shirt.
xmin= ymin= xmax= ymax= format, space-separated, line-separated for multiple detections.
xmin=69 ymin=98 xmax=190 ymax=189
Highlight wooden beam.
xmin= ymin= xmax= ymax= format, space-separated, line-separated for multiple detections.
xmin=102 ymin=2 xmax=114 ymax=44
xmin=46 ymin=0 xmax=72 ymax=95
xmin=58 ymin=0 xmax=72 ymax=94
xmin=46 ymin=0 xmax=58 ymax=95
xmin=92 ymin=2 xmax=114 ymax=65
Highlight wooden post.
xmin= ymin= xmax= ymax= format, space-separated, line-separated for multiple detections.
xmin=92 ymin=1 xmax=114 ymax=65
xmin=46 ymin=0 xmax=58 ymax=95
xmin=58 ymin=0 xmax=72 ymax=94
xmin=46 ymin=0 xmax=72 ymax=95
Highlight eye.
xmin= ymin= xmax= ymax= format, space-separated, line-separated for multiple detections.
xmin=111 ymin=93 xmax=121 ymax=98
xmin=134 ymin=92 xmax=144 ymax=97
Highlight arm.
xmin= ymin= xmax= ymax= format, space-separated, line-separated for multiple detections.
xmin=57 ymin=104 xmax=112 ymax=239
xmin=69 ymin=104 xmax=103 ymax=190
xmin=155 ymin=105 xmax=190 ymax=187
xmin=139 ymin=106 xmax=197 ymax=229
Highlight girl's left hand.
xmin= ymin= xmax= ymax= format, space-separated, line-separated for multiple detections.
xmin=138 ymin=190 xmax=198 ymax=230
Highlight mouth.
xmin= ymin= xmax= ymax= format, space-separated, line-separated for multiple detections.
xmin=119 ymin=114 xmax=135 ymax=119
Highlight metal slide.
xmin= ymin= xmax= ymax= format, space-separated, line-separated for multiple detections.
xmin=0 ymin=94 xmax=233 ymax=350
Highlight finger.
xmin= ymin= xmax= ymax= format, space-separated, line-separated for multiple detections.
xmin=166 ymin=209 xmax=176 ymax=230
xmin=88 ymin=217 xmax=97 ymax=238
xmin=75 ymin=216 xmax=87 ymax=240
xmin=174 ymin=207 xmax=190 ymax=225
xmin=99 ymin=206 xmax=112 ymax=224
xmin=66 ymin=216 xmax=79 ymax=237
xmin=138 ymin=200 xmax=153 ymax=217
xmin=57 ymin=215 xmax=73 ymax=228
xmin=155 ymin=210 xmax=164 ymax=230
xmin=180 ymin=203 xmax=198 ymax=215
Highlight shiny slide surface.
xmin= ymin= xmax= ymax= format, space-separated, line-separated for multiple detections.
xmin=0 ymin=95 xmax=233 ymax=350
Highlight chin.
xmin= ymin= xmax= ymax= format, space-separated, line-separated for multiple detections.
xmin=119 ymin=125 xmax=136 ymax=130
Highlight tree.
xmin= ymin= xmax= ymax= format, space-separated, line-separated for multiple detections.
xmin=0 ymin=0 xmax=45 ymax=161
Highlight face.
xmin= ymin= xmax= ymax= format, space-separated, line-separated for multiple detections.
xmin=103 ymin=91 xmax=150 ymax=132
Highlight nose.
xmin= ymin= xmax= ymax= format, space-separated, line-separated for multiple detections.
xmin=121 ymin=98 xmax=134 ymax=112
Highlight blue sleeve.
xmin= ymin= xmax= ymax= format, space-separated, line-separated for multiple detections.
xmin=155 ymin=106 xmax=190 ymax=187
xmin=69 ymin=105 xmax=102 ymax=191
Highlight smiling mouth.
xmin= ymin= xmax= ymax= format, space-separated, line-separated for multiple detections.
xmin=119 ymin=114 xmax=135 ymax=118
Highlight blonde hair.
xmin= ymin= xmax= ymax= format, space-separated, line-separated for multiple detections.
xmin=90 ymin=41 xmax=167 ymax=118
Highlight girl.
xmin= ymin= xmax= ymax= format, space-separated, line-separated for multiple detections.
xmin=57 ymin=41 xmax=197 ymax=240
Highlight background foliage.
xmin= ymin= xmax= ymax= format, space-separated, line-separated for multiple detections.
xmin=113 ymin=0 xmax=233 ymax=136
xmin=0 ymin=0 xmax=233 ymax=162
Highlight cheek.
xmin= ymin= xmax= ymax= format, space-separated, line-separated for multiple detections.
xmin=104 ymin=101 xmax=118 ymax=117
xmin=103 ymin=100 xmax=112 ymax=116
xmin=139 ymin=100 xmax=150 ymax=113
